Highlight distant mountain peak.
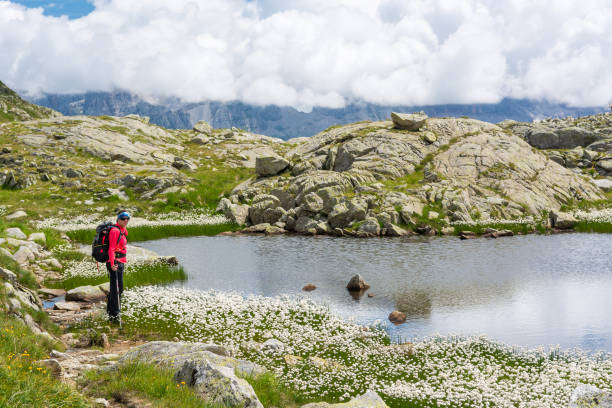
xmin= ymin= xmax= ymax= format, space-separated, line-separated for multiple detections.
xmin=29 ymin=90 xmax=606 ymax=139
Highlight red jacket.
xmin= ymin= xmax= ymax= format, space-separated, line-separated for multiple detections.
xmin=108 ymin=225 xmax=128 ymax=266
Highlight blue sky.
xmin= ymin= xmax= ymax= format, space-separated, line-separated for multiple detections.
xmin=10 ymin=0 xmax=93 ymax=19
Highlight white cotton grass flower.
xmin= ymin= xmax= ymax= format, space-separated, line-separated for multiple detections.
xmin=450 ymin=216 xmax=536 ymax=227
xmin=121 ymin=286 xmax=612 ymax=407
xmin=572 ymin=208 xmax=612 ymax=223
xmin=35 ymin=209 xmax=229 ymax=231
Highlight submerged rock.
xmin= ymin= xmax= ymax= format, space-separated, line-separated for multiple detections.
xmin=388 ymin=311 xmax=407 ymax=325
xmin=346 ymin=274 xmax=369 ymax=291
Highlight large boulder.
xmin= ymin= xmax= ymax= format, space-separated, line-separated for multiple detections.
xmin=174 ymin=360 xmax=263 ymax=408
xmin=225 ymin=204 xmax=250 ymax=225
xmin=65 ymin=285 xmax=106 ymax=302
xmin=301 ymin=192 xmax=324 ymax=213
xmin=248 ymin=195 xmax=281 ymax=225
xmin=294 ymin=216 xmax=318 ymax=234
xmin=327 ymin=200 xmax=367 ymax=229
xmin=13 ymin=246 xmax=35 ymax=264
xmin=549 ymin=211 xmax=577 ymax=230
xmin=526 ymin=126 xmax=602 ymax=149
xmin=121 ymin=341 xmax=263 ymax=377
xmin=391 ymin=112 xmax=428 ymax=131
xmin=302 ymin=391 xmax=389 ymax=408
xmin=255 ymin=155 xmax=290 ymax=177
xmin=596 ymin=157 xmax=612 ymax=176
xmin=358 ymin=218 xmax=381 ymax=236
xmin=193 ymin=121 xmax=213 ymax=136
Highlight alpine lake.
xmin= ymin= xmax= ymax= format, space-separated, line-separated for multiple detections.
xmin=138 ymin=233 xmax=612 ymax=352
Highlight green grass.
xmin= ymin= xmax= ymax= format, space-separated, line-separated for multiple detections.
xmin=381 ymin=170 xmax=424 ymax=190
xmin=574 ymin=221 xmax=612 ymax=233
xmin=0 ymin=254 xmax=37 ymax=289
xmin=453 ymin=222 xmax=535 ymax=235
xmin=46 ymin=262 xmax=187 ymax=291
xmin=81 ymin=361 xmax=310 ymax=408
xmin=82 ymin=361 xmax=222 ymax=408
xmin=156 ymin=166 xmax=253 ymax=212
xmin=244 ymin=371 xmax=315 ymax=407
xmin=66 ymin=223 xmax=241 ymax=244
xmin=0 ymin=301 xmax=88 ymax=407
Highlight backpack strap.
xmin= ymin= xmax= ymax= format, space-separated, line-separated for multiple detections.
xmin=112 ymin=225 xmax=124 ymax=246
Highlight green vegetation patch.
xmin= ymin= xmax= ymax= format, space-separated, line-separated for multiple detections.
xmin=46 ymin=262 xmax=187 ymax=291
xmin=453 ymin=222 xmax=535 ymax=235
xmin=574 ymin=221 xmax=612 ymax=233
xmin=66 ymin=223 xmax=240 ymax=244
xmin=0 ymin=312 xmax=88 ymax=407
xmin=82 ymin=361 xmax=221 ymax=408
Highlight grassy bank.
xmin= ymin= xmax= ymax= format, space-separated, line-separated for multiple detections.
xmin=46 ymin=261 xmax=187 ymax=291
xmin=66 ymin=222 xmax=240 ymax=244
xmin=574 ymin=221 xmax=612 ymax=233
xmin=82 ymin=361 xmax=222 ymax=408
xmin=82 ymin=361 xmax=307 ymax=408
xmin=0 ymin=315 xmax=89 ymax=407
xmin=0 ymin=273 xmax=89 ymax=407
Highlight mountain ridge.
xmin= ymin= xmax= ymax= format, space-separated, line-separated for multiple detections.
xmin=30 ymin=90 xmax=606 ymax=139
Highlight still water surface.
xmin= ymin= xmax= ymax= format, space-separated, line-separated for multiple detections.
xmin=139 ymin=233 xmax=612 ymax=352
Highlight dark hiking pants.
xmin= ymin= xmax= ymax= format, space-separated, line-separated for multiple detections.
xmin=106 ymin=262 xmax=124 ymax=319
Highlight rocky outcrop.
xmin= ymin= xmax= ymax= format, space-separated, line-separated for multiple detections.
xmin=225 ymin=117 xmax=603 ymax=237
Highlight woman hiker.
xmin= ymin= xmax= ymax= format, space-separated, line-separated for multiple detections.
xmin=107 ymin=210 xmax=129 ymax=322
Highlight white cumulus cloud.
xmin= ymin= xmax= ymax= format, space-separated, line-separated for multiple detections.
xmin=1 ymin=0 xmax=611 ymax=111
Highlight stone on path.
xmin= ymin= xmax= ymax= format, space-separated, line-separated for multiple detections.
xmin=13 ymin=246 xmax=35 ymax=264
xmin=5 ymin=227 xmax=27 ymax=240
xmin=65 ymin=285 xmax=106 ymax=302
xmin=302 ymin=391 xmax=389 ymax=408
xmin=5 ymin=210 xmax=27 ymax=220
xmin=38 ymin=287 xmax=66 ymax=297
xmin=53 ymin=301 xmax=81 ymax=311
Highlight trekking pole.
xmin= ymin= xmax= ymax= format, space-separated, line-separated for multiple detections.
xmin=117 ymin=271 xmax=122 ymax=329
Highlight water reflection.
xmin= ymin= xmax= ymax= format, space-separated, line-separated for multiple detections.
xmin=139 ymin=233 xmax=612 ymax=351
